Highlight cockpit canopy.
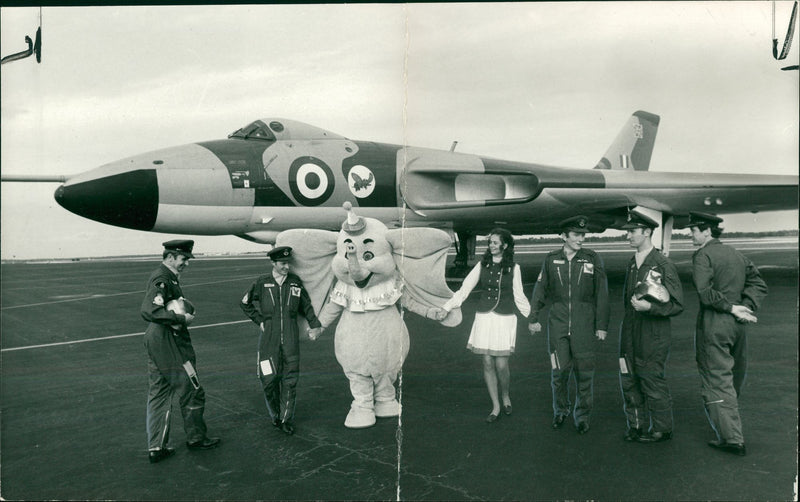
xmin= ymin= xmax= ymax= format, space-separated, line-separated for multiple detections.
xmin=228 ymin=119 xmax=346 ymax=142
xmin=228 ymin=120 xmax=276 ymax=141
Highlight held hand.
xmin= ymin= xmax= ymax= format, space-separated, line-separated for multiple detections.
xmin=528 ymin=322 xmax=542 ymax=334
xmin=307 ymin=327 xmax=323 ymax=340
xmin=427 ymin=307 xmax=448 ymax=321
xmin=630 ymin=296 xmax=652 ymax=312
xmin=731 ymin=305 xmax=758 ymax=323
xmin=595 ymin=330 xmax=607 ymax=341
xmin=183 ymin=313 xmax=195 ymax=326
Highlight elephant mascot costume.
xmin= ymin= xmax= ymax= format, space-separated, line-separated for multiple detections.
xmin=275 ymin=202 xmax=462 ymax=428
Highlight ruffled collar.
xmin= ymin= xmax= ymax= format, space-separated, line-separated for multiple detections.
xmin=329 ymin=274 xmax=403 ymax=312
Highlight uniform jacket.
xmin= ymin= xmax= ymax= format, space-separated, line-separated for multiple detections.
xmin=529 ymin=247 xmax=610 ymax=346
xmin=621 ymin=248 xmax=684 ymax=362
xmin=140 ymin=264 xmax=194 ymax=358
xmin=240 ymin=272 xmax=321 ymax=362
xmin=692 ymin=239 xmax=767 ymax=314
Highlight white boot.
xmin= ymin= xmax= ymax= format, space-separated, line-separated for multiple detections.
xmin=344 ymin=405 xmax=376 ymax=428
xmin=374 ymin=399 xmax=401 ymax=418
xmin=344 ymin=372 xmax=376 ymax=428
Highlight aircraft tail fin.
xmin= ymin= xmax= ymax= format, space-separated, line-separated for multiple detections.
xmin=593 ymin=110 xmax=660 ymax=171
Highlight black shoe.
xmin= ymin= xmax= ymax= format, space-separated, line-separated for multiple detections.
xmin=148 ymin=448 xmax=175 ymax=464
xmin=708 ymin=439 xmax=746 ymax=456
xmin=577 ymin=422 xmax=590 ymax=435
xmin=186 ymin=437 xmax=221 ymax=450
xmin=503 ymin=404 xmax=513 ymax=416
xmin=637 ymin=431 xmax=672 ymax=443
xmin=486 ymin=413 xmax=499 ymax=423
xmin=552 ymin=415 xmax=566 ymax=429
xmin=272 ymin=418 xmax=281 ymax=428
xmin=280 ymin=422 xmax=295 ymax=435
xmin=624 ymin=428 xmax=643 ymax=442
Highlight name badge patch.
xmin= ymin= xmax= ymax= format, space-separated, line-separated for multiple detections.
xmin=290 ymin=286 xmax=302 ymax=297
xmin=583 ymin=263 xmax=594 ymax=274
xmin=553 ymin=259 xmax=565 ymax=265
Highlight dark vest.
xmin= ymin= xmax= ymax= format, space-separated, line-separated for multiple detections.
xmin=476 ymin=262 xmax=516 ymax=315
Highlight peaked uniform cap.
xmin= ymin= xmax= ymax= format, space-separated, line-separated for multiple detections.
xmin=686 ymin=211 xmax=724 ymax=228
xmin=163 ymin=239 xmax=195 ymax=258
xmin=620 ymin=212 xmax=659 ymax=230
xmin=559 ymin=215 xmax=590 ymax=233
xmin=268 ymin=246 xmax=292 ymax=262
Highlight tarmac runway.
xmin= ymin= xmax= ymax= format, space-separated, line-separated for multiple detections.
xmin=1 ymin=238 xmax=797 ymax=501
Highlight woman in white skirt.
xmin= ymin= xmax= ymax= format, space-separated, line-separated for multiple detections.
xmin=442 ymin=228 xmax=530 ymax=422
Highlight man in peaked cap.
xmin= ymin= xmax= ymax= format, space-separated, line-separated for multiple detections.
xmin=141 ymin=240 xmax=220 ymax=464
xmin=618 ymin=211 xmax=684 ymax=444
xmin=241 ymin=246 xmax=322 ymax=435
xmin=528 ymin=215 xmax=609 ymax=434
xmin=684 ymin=212 xmax=767 ymax=456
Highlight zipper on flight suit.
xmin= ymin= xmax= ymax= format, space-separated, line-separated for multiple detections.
xmin=278 ymin=282 xmax=284 ymax=344
xmin=567 ymin=259 xmax=572 ymax=337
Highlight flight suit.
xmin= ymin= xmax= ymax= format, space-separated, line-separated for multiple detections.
xmin=619 ymin=249 xmax=684 ymax=434
xmin=240 ymin=272 xmax=320 ymax=424
xmin=692 ymin=239 xmax=767 ymax=444
xmin=530 ymin=248 xmax=609 ymax=425
xmin=141 ymin=264 xmax=208 ymax=451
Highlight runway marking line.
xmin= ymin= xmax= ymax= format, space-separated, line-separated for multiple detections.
xmin=0 ymin=276 xmax=255 ymax=310
xmin=1 ymin=319 xmax=250 ymax=353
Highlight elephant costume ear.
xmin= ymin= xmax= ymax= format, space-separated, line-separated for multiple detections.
xmin=386 ymin=227 xmax=462 ymax=327
xmin=275 ymin=229 xmax=338 ymax=315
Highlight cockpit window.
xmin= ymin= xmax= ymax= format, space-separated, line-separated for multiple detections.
xmin=228 ymin=120 xmax=276 ymax=141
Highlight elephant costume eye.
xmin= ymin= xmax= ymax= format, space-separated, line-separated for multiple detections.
xmin=362 ymin=239 xmax=375 ymax=261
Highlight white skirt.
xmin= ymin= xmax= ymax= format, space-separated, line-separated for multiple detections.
xmin=466 ymin=311 xmax=517 ymax=356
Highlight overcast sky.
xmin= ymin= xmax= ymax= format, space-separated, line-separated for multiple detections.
xmin=1 ymin=3 xmax=798 ymax=260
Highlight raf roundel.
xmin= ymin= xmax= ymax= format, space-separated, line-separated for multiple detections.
xmin=288 ymin=156 xmax=335 ymax=206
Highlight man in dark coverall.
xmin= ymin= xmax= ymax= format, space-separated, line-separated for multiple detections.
xmin=684 ymin=212 xmax=767 ymax=456
xmin=240 ymin=246 xmax=322 ymax=435
xmin=619 ymin=212 xmax=684 ymax=443
xmin=528 ymin=215 xmax=609 ymax=434
xmin=141 ymin=240 xmax=220 ymax=464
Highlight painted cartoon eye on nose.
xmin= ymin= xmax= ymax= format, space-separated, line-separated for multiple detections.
xmin=362 ymin=251 xmax=374 ymax=261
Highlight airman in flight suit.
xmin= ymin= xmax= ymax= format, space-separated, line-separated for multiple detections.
xmin=619 ymin=213 xmax=684 ymax=444
xmin=684 ymin=212 xmax=767 ymax=456
xmin=141 ymin=240 xmax=220 ymax=464
xmin=528 ymin=216 xmax=609 ymax=434
xmin=240 ymin=246 xmax=322 ymax=435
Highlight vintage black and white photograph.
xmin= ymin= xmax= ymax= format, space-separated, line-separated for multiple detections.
xmin=1 ymin=3 xmax=798 ymax=500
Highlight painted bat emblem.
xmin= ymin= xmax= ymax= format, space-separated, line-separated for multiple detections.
xmin=352 ymin=172 xmax=374 ymax=191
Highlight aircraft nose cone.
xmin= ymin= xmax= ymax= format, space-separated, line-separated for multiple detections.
xmin=55 ymin=169 xmax=159 ymax=231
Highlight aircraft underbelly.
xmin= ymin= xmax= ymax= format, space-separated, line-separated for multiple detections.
xmin=153 ymin=203 xmax=254 ymax=234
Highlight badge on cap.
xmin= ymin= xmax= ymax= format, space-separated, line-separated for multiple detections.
xmin=268 ymin=246 xmax=292 ymax=262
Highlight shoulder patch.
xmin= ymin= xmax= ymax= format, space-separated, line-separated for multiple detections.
xmin=241 ymin=292 xmax=249 ymax=304
xmin=153 ymin=294 xmax=165 ymax=306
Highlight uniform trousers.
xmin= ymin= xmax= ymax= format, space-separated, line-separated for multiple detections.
xmin=696 ymin=310 xmax=747 ymax=444
xmin=259 ymin=345 xmax=299 ymax=423
xmin=619 ymin=352 xmax=674 ymax=433
xmin=551 ymin=335 xmax=595 ymax=425
xmin=145 ymin=331 xmax=208 ymax=450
